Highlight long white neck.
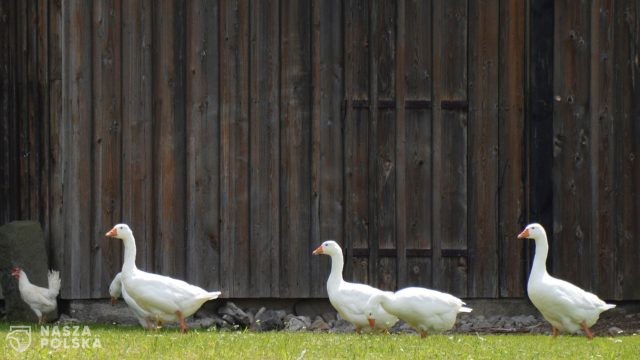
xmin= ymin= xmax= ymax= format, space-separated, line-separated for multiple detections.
xmin=327 ymin=251 xmax=345 ymax=289
xmin=530 ymin=232 xmax=550 ymax=281
xmin=120 ymin=233 xmax=138 ymax=274
xmin=369 ymin=292 xmax=394 ymax=308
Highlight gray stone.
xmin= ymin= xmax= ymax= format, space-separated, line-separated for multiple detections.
xmin=56 ymin=314 xmax=80 ymax=325
xmin=250 ymin=308 xmax=286 ymax=332
xmin=284 ymin=316 xmax=310 ymax=332
xmin=390 ymin=320 xmax=415 ymax=334
xmin=186 ymin=317 xmax=216 ymax=329
xmin=208 ymin=313 xmax=230 ymax=328
xmin=512 ymin=314 xmax=538 ymax=327
xmin=458 ymin=322 xmax=473 ymax=332
xmin=329 ymin=318 xmax=355 ymax=333
xmin=221 ymin=314 xmax=236 ymax=325
xmin=310 ymin=316 xmax=330 ymax=331
xmin=608 ymin=326 xmax=623 ymax=335
xmin=0 ymin=221 xmax=58 ymax=323
xmin=321 ymin=311 xmax=337 ymax=323
xmin=218 ymin=302 xmax=251 ymax=327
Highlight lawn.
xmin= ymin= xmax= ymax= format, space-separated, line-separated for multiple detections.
xmin=1 ymin=323 xmax=638 ymax=359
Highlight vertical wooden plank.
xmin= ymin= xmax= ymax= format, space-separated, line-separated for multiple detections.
xmin=0 ymin=0 xmax=17 ymax=226
xmin=499 ymin=0 xmax=526 ymax=298
xmin=220 ymin=0 xmax=250 ymax=297
xmin=370 ymin=0 xmax=396 ymax=291
xmin=590 ymin=0 xmax=616 ymax=299
xmin=552 ymin=0 xmax=592 ymax=289
xmin=614 ymin=0 xmax=640 ymax=300
xmin=36 ymin=0 xmax=51 ymax=261
xmin=280 ymin=0 xmax=312 ymax=298
xmin=468 ymin=0 xmax=499 ymax=298
xmin=185 ymin=0 xmax=221 ymax=291
xmin=310 ymin=0 xmax=344 ymax=298
xmin=344 ymin=0 xmax=370 ymax=284
xmin=403 ymin=0 xmax=432 ymax=289
xmin=394 ymin=0 xmax=407 ymax=290
xmin=62 ymin=0 xmax=93 ymax=298
xmin=526 ymin=0 xmax=554 ymax=297
xmin=122 ymin=0 xmax=153 ymax=272
xmin=91 ymin=0 xmax=122 ymax=297
xmin=17 ymin=0 xmax=28 ymax=219
xmin=432 ymin=0 xmax=468 ymax=297
xmin=152 ymin=0 xmax=186 ymax=278
xmin=249 ymin=0 xmax=279 ymax=297
xmin=48 ymin=0 xmax=64 ymax=281
xmin=25 ymin=0 xmax=41 ymax=225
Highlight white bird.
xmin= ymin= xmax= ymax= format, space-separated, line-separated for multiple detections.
xmin=312 ymin=240 xmax=398 ymax=333
xmin=365 ymin=287 xmax=472 ymax=337
xmin=518 ymin=223 xmax=616 ymax=339
xmin=109 ymin=272 xmax=163 ymax=330
xmin=106 ymin=224 xmax=221 ymax=332
xmin=11 ymin=267 xmax=61 ymax=324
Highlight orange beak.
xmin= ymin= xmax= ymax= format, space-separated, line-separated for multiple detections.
xmin=517 ymin=228 xmax=529 ymax=239
xmin=106 ymin=227 xmax=118 ymax=237
xmin=312 ymin=245 xmax=323 ymax=255
xmin=368 ymin=318 xmax=375 ymax=329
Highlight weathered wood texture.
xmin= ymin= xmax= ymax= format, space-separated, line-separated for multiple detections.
xmin=550 ymin=0 xmax=640 ymax=300
xmin=1 ymin=0 xmax=638 ymax=300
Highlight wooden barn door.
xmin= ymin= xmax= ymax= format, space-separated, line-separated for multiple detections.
xmin=342 ymin=0 xmax=526 ymax=299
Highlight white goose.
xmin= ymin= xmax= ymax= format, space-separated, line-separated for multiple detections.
xmin=518 ymin=223 xmax=615 ymax=339
xmin=109 ymin=272 xmax=163 ymax=330
xmin=106 ymin=224 xmax=221 ymax=332
xmin=312 ymin=240 xmax=398 ymax=333
xmin=365 ymin=287 xmax=472 ymax=337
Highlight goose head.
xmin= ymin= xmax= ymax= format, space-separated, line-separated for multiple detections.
xmin=312 ymin=240 xmax=342 ymax=257
xmin=105 ymin=224 xmax=133 ymax=240
xmin=517 ymin=223 xmax=546 ymax=240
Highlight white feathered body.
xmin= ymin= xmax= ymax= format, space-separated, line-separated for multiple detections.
xmin=110 ymin=272 xmax=159 ymax=329
xmin=314 ymin=240 xmax=398 ymax=332
xmin=106 ymin=224 xmax=221 ymax=331
xmin=520 ymin=223 xmax=616 ymax=336
xmin=16 ymin=270 xmax=60 ymax=320
xmin=121 ymin=269 xmax=220 ymax=322
xmin=528 ymin=272 xmax=615 ymax=334
xmin=373 ymin=287 xmax=472 ymax=333
xmin=328 ymin=280 xmax=398 ymax=331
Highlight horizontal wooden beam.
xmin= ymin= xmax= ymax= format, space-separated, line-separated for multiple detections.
xmin=350 ymin=248 xmax=468 ymax=258
xmin=348 ymin=99 xmax=432 ymax=110
xmin=440 ymin=99 xmax=469 ymax=111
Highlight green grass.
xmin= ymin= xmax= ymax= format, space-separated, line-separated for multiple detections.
xmin=1 ymin=323 xmax=638 ymax=359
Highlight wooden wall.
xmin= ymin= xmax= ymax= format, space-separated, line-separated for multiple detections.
xmin=1 ymin=0 xmax=638 ymax=300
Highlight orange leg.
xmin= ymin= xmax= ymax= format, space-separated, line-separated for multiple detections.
xmin=552 ymin=327 xmax=558 ymax=338
xmin=355 ymin=327 xmax=362 ymax=335
xmin=176 ymin=311 xmax=188 ymax=333
xmin=580 ymin=321 xmax=593 ymax=340
xmin=145 ymin=319 xmax=154 ymax=330
xmin=420 ymin=331 xmax=428 ymax=338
